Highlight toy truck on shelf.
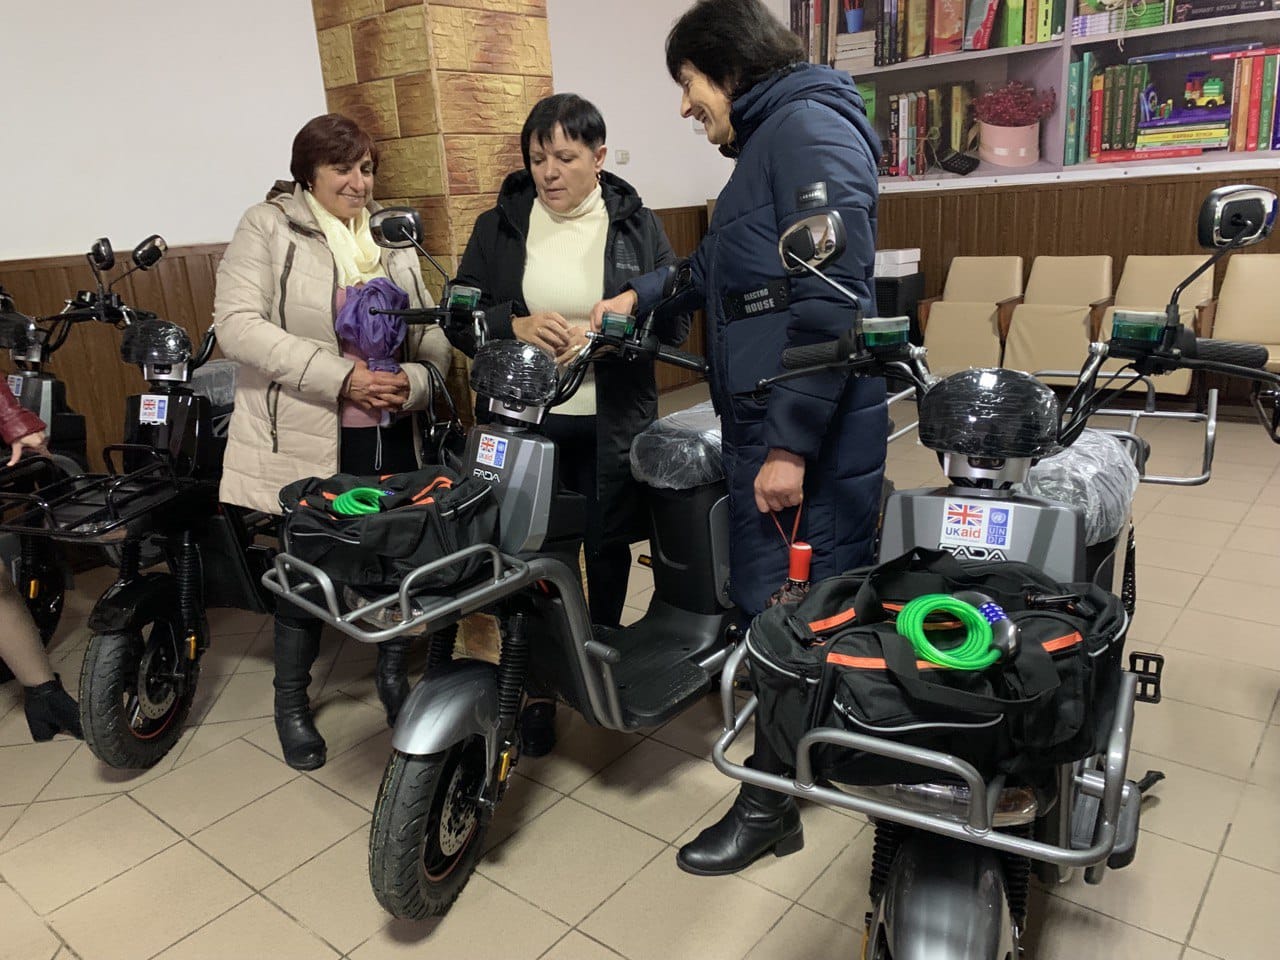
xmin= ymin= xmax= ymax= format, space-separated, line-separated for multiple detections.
xmin=1184 ymin=72 xmax=1227 ymax=109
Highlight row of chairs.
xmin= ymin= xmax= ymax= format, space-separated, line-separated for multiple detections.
xmin=917 ymin=253 xmax=1280 ymax=395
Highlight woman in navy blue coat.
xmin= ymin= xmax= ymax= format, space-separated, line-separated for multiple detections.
xmin=592 ymin=0 xmax=888 ymax=876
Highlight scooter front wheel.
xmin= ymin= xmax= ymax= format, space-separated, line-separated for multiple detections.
xmin=79 ymin=624 xmax=199 ymax=769
xmin=369 ymin=738 xmax=491 ymax=920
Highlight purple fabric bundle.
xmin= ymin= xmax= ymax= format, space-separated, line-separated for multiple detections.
xmin=335 ymin=277 xmax=409 ymax=373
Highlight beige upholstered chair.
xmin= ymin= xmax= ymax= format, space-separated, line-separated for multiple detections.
xmin=1002 ymin=256 xmax=1114 ymax=384
xmin=1099 ymin=255 xmax=1215 ymax=395
xmin=1203 ymin=253 xmax=1280 ymax=373
xmin=919 ymin=256 xmax=1024 ymax=377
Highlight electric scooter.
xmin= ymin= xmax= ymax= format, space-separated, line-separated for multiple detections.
xmin=260 ymin=207 xmax=732 ymax=919
xmin=0 ymin=310 xmax=274 ymax=767
xmin=0 ymin=236 xmax=169 ymax=684
xmin=709 ymin=183 xmax=1280 ymax=960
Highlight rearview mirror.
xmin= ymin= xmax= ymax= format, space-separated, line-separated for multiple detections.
xmin=779 ymin=212 xmax=846 ymax=274
xmin=370 ymin=208 xmax=424 ymax=249
xmin=1197 ymin=185 xmax=1277 ymax=248
xmin=89 ymin=238 xmax=115 ymax=272
xmin=132 ymin=235 xmax=167 ymax=270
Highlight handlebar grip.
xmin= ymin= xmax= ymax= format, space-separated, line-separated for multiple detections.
xmin=655 ymin=345 xmax=707 ymax=373
xmin=1194 ymin=338 xmax=1270 ymax=370
xmin=780 ymin=332 xmax=855 ymax=370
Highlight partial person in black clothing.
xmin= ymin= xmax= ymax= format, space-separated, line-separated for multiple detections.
xmin=455 ymin=93 xmax=691 ymax=755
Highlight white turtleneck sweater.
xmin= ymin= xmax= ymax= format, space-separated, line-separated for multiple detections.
xmin=522 ymin=184 xmax=609 ymax=417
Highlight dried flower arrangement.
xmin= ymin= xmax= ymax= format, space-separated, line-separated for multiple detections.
xmin=972 ymin=81 xmax=1057 ymax=128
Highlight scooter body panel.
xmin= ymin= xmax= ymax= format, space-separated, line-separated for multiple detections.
xmin=880 ymin=487 xmax=1088 ymax=583
xmin=86 ymin=572 xmax=181 ymax=635
xmin=877 ymin=835 xmax=1015 ymax=960
xmin=462 ymin=424 xmax=559 ymax=555
xmin=392 ymin=659 xmax=501 ymax=762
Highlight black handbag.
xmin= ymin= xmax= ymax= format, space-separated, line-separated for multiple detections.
xmin=747 ymin=548 xmax=1126 ymax=785
xmin=279 ymin=465 xmax=498 ymax=592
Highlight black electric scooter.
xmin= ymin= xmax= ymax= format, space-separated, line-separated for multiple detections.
xmin=0 ymin=236 xmax=168 ymax=685
xmin=0 ymin=312 xmax=275 ymax=767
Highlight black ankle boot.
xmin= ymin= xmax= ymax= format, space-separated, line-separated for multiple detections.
xmin=518 ymin=700 xmax=557 ymax=758
xmin=273 ymin=617 xmax=326 ymax=771
xmin=676 ymin=771 xmax=803 ymax=876
xmin=24 ymin=674 xmax=83 ymax=742
xmin=375 ymin=639 xmax=410 ymax=726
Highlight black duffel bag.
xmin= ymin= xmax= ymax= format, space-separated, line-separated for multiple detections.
xmin=747 ymin=548 xmax=1126 ymax=785
xmin=279 ymin=465 xmax=498 ymax=591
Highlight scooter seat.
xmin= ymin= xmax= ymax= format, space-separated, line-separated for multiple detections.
xmin=630 ymin=400 xmax=724 ymax=491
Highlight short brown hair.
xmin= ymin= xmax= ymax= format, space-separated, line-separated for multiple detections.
xmin=290 ymin=113 xmax=379 ymax=186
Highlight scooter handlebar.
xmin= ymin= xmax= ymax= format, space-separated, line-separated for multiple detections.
xmin=780 ymin=331 xmax=857 ymax=370
xmin=1193 ymin=337 xmax=1270 ymax=370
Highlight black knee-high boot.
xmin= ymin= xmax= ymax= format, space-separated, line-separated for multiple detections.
xmin=273 ymin=613 xmax=326 ymax=770
xmin=374 ymin=638 xmax=410 ymax=726
xmin=24 ymin=674 xmax=83 ymax=741
xmin=676 ymin=731 xmax=803 ymax=876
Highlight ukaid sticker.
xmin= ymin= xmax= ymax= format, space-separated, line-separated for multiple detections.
xmin=138 ymin=394 xmax=170 ymax=425
xmin=7 ymin=375 xmax=22 ymax=398
xmin=476 ymin=433 xmax=508 ymax=470
xmin=939 ymin=500 xmax=1014 ymax=560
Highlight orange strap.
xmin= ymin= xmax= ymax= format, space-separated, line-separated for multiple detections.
xmin=771 ymin=502 xmax=804 ymax=548
xmin=825 ymin=631 xmax=1084 ymax=671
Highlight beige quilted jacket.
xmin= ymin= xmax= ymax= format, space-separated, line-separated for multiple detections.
xmin=214 ymin=181 xmax=453 ymax=513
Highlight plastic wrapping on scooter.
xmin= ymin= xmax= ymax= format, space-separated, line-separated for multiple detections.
xmin=190 ymin=359 xmax=237 ymax=408
xmin=629 ymin=400 xmax=724 ymax=489
xmin=119 ymin=319 xmax=192 ymax=366
xmin=191 ymin=359 xmax=238 ymax=439
xmin=917 ymin=369 xmax=1060 ymax=460
xmin=1018 ymin=430 xmax=1138 ymax=546
xmin=469 ymin=340 xmax=558 ymax=406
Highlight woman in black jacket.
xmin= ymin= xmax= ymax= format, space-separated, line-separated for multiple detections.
xmin=455 ymin=93 xmax=690 ymax=754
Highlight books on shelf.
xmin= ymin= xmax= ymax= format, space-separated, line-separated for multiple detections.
xmin=1072 ymin=3 xmax=1166 ymax=37
xmin=1066 ymin=38 xmax=1279 ymax=166
xmin=1172 ymin=0 xmax=1280 ymax=22
xmin=882 ymin=82 xmax=975 ymax=177
xmin=835 ymin=30 xmax=877 ymax=71
xmin=963 ymin=0 xmax=1001 ymax=50
xmin=932 ymin=0 xmax=966 ymax=54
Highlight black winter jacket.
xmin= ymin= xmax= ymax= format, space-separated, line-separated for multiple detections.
xmin=456 ymin=170 xmax=690 ymax=544
xmin=630 ymin=63 xmax=888 ymax=614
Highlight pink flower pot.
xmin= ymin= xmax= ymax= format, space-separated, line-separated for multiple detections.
xmin=977 ymin=121 xmax=1041 ymax=168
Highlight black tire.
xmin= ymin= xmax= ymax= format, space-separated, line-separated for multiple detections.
xmin=79 ymin=624 xmax=199 ymax=769
xmin=368 ymin=739 xmax=491 ymax=920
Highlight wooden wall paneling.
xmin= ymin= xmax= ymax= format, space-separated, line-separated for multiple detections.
xmin=652 ymin=205 xmax=709 ymax=394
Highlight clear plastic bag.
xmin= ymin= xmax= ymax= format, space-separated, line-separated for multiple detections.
xmin=1019 ymin=429 xmax=1139 ymax=546
xmin=629 ymin=400 xmax=724 ymax=490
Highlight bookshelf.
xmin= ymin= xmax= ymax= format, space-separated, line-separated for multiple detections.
xmin=814 ymin=1 xmax=1280 ymax=189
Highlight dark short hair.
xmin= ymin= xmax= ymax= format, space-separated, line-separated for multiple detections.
xmin=290 ymin=113 xmax=379 ymax=186
xmin=520 ymin=94 xmax=607 ymax=171
xmin=665 ymin=0 xmax=805 ymax=99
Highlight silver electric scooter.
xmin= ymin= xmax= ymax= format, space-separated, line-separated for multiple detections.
xmin=711 ymin=183 xmax=1280 ymax=960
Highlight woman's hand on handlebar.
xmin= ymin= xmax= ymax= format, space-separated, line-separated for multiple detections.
xmin=554 ymin=326 xmax=591 ymax=366
xmin=8 ymin=430 xmax=48 ymax=467
xmin=754 ymin=448 xmax=806 ymax=514
xmin=513 ymin=312 xmax=573 ymax=354
xmin=589 ymin=290 xmax=638 ymax=331
xmin=343 ymin=360 xmax=409 ymax=411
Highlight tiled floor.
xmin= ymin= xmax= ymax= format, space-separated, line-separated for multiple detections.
xmin=2 ymin=384 xmax=1279 ymax=960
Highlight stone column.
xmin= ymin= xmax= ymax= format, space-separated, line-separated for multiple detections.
xmin=311 ymin=0 xmax=554 ymax=408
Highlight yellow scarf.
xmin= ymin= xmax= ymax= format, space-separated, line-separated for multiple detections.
xmin=303 ymin=190 xmax=386 ymax=287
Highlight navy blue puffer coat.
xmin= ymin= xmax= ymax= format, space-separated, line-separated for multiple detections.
xmin=630 ymin=63 xmax=888 ymax=616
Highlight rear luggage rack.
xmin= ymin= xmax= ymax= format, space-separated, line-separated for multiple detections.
xmin=0 ymin=448 xmax=192 ymax=542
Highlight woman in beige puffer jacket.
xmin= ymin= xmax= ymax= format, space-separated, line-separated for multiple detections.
xmin=213 ymin=113 xmax=453 ymax=771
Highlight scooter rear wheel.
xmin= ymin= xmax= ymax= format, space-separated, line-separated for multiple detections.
xmin=369 ymin=739 xmax=491 ymax=920
xmin=78 ymin=624 xmax=199 ymax=769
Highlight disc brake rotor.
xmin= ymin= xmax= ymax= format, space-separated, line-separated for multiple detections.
xmin=437 ymin=759 xmax=480 ymax=857
xmin=136 ymin=641 xmax=178 ymax=720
